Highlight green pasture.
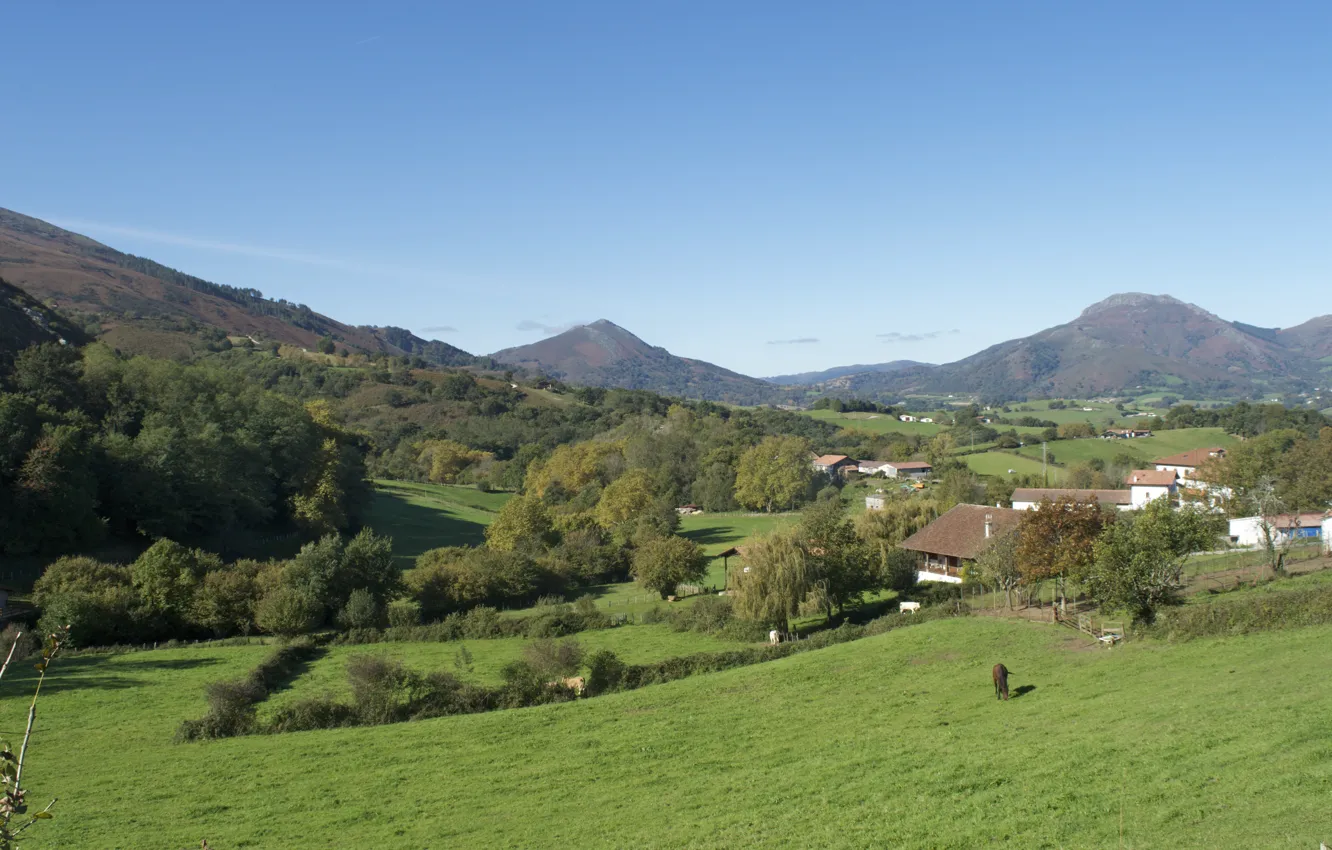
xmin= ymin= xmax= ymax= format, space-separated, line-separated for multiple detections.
xmin=963 ymin=450 xmax=1059 ymax=480
xmin=262 ymin=625 xmax=754 ymax=711
xmin=363 ymin=480 xmax=511 ymax=566
xmin=1015 ymin=427 xmax=1238 ymax=468
xmin=10 ymin=611 xmax=1332 ymax=847
xmin=802 ymin=408 xmax=942 ymax=436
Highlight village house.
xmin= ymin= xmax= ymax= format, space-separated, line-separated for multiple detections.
xmin=882 ymin=461 xmax=933 ymax=480
xmin=1154 ymin=448 xmax=1226 ymax=488
xmin=1010 ymin=488 xmax=1134 ymax=512
xmin=1325 ymin=516 xmax=1332 ymax=554
xmin=857 ymin=460 xmax=891 ymax=476
xmin=898 ymin=415 xmax=917 ymax=422
xmin=1125 ymin=469 xmax=1178 ymax=509
xmin=1102 ymin=427 xmax=1152 ymax=439
xmin=811 ymin=454 xmax=858 ymax=477
xmin=1228 ymin=513 xmax=1328 ymax=547
xmin=898 ymin=504 xmax=1024 ymax=583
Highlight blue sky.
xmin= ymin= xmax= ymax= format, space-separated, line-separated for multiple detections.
xmin=4 ymin=2 xmax=1330 ymax=376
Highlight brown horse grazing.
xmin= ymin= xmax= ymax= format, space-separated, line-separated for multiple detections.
xmin=992 ymin=663 xmax=1010 ymax=701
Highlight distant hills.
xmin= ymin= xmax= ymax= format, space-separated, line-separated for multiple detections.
xmin=0 ymin=208 xmax=474 ymax=366
xmin=764 ymin=361 xmax=928 ymax=386
xmin=821 ymin=293 xmax=1330 ymax=400
xmin=3 ymin=207 xmax=1330 ymax=404
xmin=491 ymin=320 xmax=797 ymax=405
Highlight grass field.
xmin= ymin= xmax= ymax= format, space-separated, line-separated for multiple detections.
xmin=363 ymin=480 xmax=512 ymax=566
xmin=802 ymin=408 xmax=942 ymax=436
xmin=963 ymin=450 xmax=1060 ymax=480
xmin=262 ymin=625 xmax=754 ymax=710
xmin=1016 ymin=427 xmax=1238 ymax=468
xmin=9 ymin=610 xmax=1332 ymax=847
xmin=679 ymin=511 xmax=797 ymax=587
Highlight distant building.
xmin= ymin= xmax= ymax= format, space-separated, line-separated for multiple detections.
xmin=812 ymin=454 xmax=858 ymax=477
xmin=899 ymin=415 xmax=917 ymax=423
xmin=676 ymin=504 xmax=702 ymax=516
xmin=898 ymin=504 xmax=1024 ymax=583
xmin=919 ymin=417 xmax=934 ymax=424
xmin=882 ymin=461 xmax=933 ymax=480
xmin=1103 ymin=427 xmax=1152 ymax=439
xmin=1125 ymin=469 xmax=1178 ymax=509
xmin=858 ymin=460 xmax=892 ymax=476
xmin=1325 ymin=516 xmax=1332 ymax=554
xmin=865 ymin=493 xmax=887 ymax=511
xmin=1010 ymin=488 xmax=1133 ymax=512
xmin=1228 ymin=513 xmax=1327 ymax=547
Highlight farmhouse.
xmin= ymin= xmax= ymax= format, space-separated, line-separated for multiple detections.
xmin=898 ymin=504 xmax=1023 ymax=583
xmin=1010 ymin=488 xmax=1133 ymax=511
xmin=882 ymin=461 xmax=933 ymax=479
xmin=812 ymin=454 xmax=858 ymax=477
xmin=1125 ymin=469 xmax=1178 ymax=509
xmin=1154 ymin=448 xmax=1226 ymax=488
xmin=857 ymin=460 xmax=891 ymax=476
xmin=898 ymin=415 xmax=917 ymax=422
xmin=1228 ymin=513 xmax=1328 ymax=547
xmin=1103 ymin=427 xmax=1152 ymax=439
xmin=1326 ymin=516 xmax=1332 ymax=554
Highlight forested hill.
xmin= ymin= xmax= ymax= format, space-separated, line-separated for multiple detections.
xmin=491 ymin=319 xmax=797 ymax=405
xmin=0 ymin=208 xmax=474 ymax=367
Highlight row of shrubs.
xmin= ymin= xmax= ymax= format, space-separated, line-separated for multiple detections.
xmin=330 ymin=597 xmax=617 ymax=645
xmin=179 ymin=601 xmax=969 ymax=740
xmin=175 ymin=637 xmax=323 ymax=741
xmin=1142 ymin=580 xmax=1332 ymax=641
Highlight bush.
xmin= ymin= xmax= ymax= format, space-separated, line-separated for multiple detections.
xmin=347 ymin=654 xmax=419 ymax=725
xmin=338 ymin=588 xmax=383 ymax=630
xmin=386 ymin=598 xmax=422 ymax=628
xmin=522 ymin=638 xmax=584 ymax=679
xmin=255 ymin=586 xmax=321 ymax=637
xmin=266 ymin=697 xmax=357 ymax=733
xmin=584 ymin=650 xmax=626 ymax=696
xmin=461 ymin=605 xmax=501 ymax=639
xmin=1144 ymin=582 xmax=1332 ymax=641
xmin=176 ymin=637 xmax=320 ymax=741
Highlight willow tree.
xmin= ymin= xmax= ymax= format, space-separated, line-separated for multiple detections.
xmin=730 ymin=528 xmax=815 ymax=631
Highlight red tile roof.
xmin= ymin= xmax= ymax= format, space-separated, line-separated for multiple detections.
xmin=1154 ymin=448 xmax=1227 ymax=468
xmin=1126 ymin=469 xmax=1178 ymax=487
xmin=813 ymin=454 xmax=853 ymax=466
xmin=899 ymin=504 xmax=1024 ymax=561
xmin=1011 ymin=488 xmax=1132 ymax=506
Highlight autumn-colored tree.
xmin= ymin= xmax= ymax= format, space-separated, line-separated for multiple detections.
xmin=733 ymin=436 xmax=813 ymax=513
xmin=524 ymin=440 xmax=625 ymax=501
xmin=854 ymin=498 xmax=940 ymax=546
xmin=484 ymin=494 xmax=557 ymax=552
xmin=415 ymin=439 xmax=491 ymax=483
xmin=1015 ymin=497 xmax=1114 ymax=610
xmin=594 ymin=469 xmax=657 ymax=531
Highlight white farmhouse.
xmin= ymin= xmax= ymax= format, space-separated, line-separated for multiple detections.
xmin=1010 ymin=488 xmax=1133 ymax=512
xmin=857 ymin=460 xmax=891 ymax=476
xmin=899 ymin=415 xmax=917 ymax=422
xmin=1154 ymin=448 xmax=1227 ymax=490
xmin=1125 ymin=469 xmax=1178 ymax=509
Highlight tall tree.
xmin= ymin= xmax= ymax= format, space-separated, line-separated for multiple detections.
xmin=629 ymin=535 xmax=709 ymax=599
xmin=1015 ymin=497 xmax=1113 ymax=611
xmin=733 ymin=436 xmax=813 ymax=513
xmin=730 ymin=528 xmax=814 ymax=630
xmin=485 ymin=494 xmax=556 ymax=553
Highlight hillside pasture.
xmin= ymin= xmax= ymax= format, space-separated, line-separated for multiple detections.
xmin=9 ymin=614 xmax=1332 ymax=847
xmin=1016 ymin=427 xmax=1238 ymax=468
xmin=364 ymin=480 xmax=511 ymax=566
xmin=802 ymin=408 xmax=942 ymax=436
xmin=963 ymin=450 xmax=1058 ymax=480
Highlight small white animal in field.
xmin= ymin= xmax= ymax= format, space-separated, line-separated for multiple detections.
xmin=900 ymin=601 xmax=921 ymax=614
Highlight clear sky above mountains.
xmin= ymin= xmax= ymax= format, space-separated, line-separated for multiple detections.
xmin=5 ymin=2 xmax=1330 ymax=376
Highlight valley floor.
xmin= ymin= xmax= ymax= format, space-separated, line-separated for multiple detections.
xmin=4 ymin=614 xmax=1330 ymax=848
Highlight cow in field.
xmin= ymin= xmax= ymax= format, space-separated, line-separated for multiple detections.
xmin=992 ymin=663 xmax=1010 ymax=701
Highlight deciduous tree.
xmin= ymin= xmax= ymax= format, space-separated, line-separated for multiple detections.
xmin=733 ymin=436 xmax=813 ymax=513
xmin=629 ymin=535 xmax=708 ymax=599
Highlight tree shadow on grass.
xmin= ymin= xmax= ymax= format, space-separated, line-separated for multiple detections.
xmin=1011 ymin=684 xmax=1036 ymax=699
xmin=679 ymin=527 xmax=743 ymax=548
xmin=365 ymin=490 xmax=489 ymax=566
xmin=2 ymin=655 xmax=225 ymax=696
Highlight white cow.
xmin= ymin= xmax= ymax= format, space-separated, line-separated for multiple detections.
xmin=899 ymin=601 xmax=921 ymax=614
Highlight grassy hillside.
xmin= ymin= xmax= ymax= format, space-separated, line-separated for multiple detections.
xmin=8 ymin=615 xmax=1332 ymax=847
xmin=1017 ymin=427 xmax=1239 ymax=467
xmin=363 ymin=480 xmax=512 ymax=566
xmin=679 ymin=511 xmax=796 ymax=586
xmin=802 ymin=408 xmax=944 ymax=436
xmin=964 ymin=450 xmax=1061 ymax=480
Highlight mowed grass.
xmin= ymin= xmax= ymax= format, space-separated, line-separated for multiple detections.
xmin=1016 ymin=427 xmax=1238 ymax=468
xmin=10 ymin=615 xmax=1332 ymax=847
xmin=364 ymin=480 xmax=512 ymax=566
xmin=964 ymin=450 xmax=1060 ymax=480
xmin=802 ymin=408 xmax=942 ymax=436
xmin=262 ymin=624 xmax=755 ymax=711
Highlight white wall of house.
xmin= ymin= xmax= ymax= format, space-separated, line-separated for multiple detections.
xmin=1228 ymin=517 xmax=1264 ymax=547
xmin=917 ymin=570 xmax=963 ymax=584
xmin=1325 ymin=516 xmax=1332 ymax=554
xmin=1130 ymin=484 xmax=1172 ymax=509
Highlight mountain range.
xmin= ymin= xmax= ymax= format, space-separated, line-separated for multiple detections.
xmin=2 ymin=207 xmax=1329 ymax=404
xmin=0 ymin=208 xmax=473 ymax=367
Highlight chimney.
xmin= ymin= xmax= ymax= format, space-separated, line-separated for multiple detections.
xmin=984 ymin=513 xmax=993 ymax=539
